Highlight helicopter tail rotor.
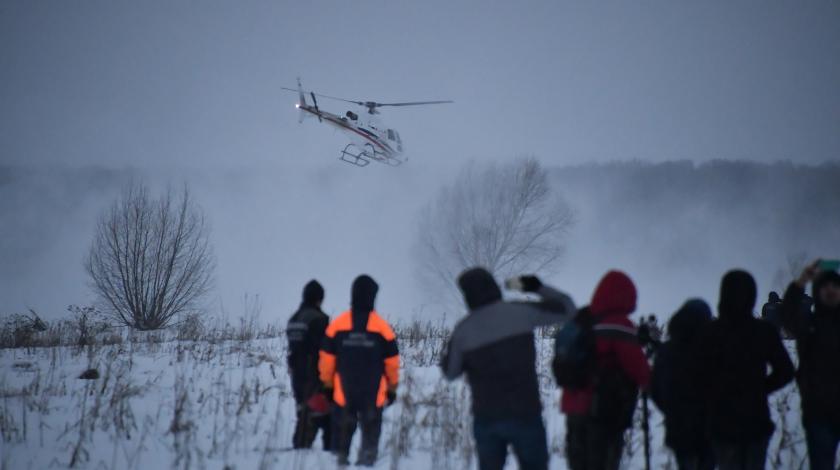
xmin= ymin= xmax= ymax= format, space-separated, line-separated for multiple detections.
xmin=293 ymin=78 xmax=307 ymax=123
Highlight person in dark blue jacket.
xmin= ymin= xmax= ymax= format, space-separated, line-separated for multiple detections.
xmin=286 ymin=280 xmax=331 ymax=450
xmin=697 ymin=270 xmax=794 ymax=470
xmin=781 ymin=264 xmax=840 ymax=470
xmin=651 ymin=299 xmax=715 ymax=470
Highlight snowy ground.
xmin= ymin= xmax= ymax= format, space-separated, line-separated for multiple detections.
xmin=1 ymin=327 xmax=807 ymax=469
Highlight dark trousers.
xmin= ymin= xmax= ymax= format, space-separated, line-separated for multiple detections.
xmin=711 ymin=437 xmax=769 ymax=470
xmin=674 ymin=447 xmax=716 ymax=470
xmin=472 ymin=415 xmax=549 ymax=470
xmin=565 ymin=415 xmax=625 ymax=470
xmin=804 ymin=419 xmax=840 ymax=470
xmin=292 ymin=404 xmax=331 ymax=450
xmin=332 ymin=405 xmax=383 ymax=466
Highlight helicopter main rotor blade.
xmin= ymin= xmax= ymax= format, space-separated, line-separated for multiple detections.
xmin=281 ymin=85 xmax=453 ymax=112
xmin=311 ymin=92 xmax=365 ymax=106
xmin=373 ymin=100 xmax=454 ymax=107
xmin=281 ymin=87 xmax=361 ymax=104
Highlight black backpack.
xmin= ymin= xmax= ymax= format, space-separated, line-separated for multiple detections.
xmin=552 ymin=309 xmax=641 ymax=429
xmin=552 ymin=308 xmax=600 ymax=388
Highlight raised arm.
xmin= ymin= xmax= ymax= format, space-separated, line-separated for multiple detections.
xmin=781 ymin=261 xmax=819 ymax=340
xmin=508 ymin=276 xmax=576 ymax=327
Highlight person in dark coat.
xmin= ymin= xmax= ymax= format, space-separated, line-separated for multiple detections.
xmin=286 ymin=280 xmax=331 ymax=450
xmin=697 ymin=270 xmax=794 ymax=470
xmin=561 ymin=270 xmax=651 ymax=470
xmin=651 ymin=299 xmax=715 ymax=470
xmin=440 ymin=267 xmax=577 ymax=470
xmin=780 ymin=263 xmax=840 ymax=470
xmin=760 ymin=292 xmax=783 ymax=331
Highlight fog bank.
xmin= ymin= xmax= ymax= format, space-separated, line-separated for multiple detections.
xmin=1 ymin=160 xmax=837 ymax=325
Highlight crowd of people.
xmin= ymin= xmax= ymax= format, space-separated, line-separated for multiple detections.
xmin=285 ymin=262 xmax=840 ymax=469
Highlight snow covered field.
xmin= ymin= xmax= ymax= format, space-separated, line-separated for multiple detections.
xmin=1 ymin=324 xmax=807 ymax=469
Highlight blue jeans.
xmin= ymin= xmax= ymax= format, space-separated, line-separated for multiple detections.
xmin=473 ymin=415 xmax=549 ymax=470
xmin=804 ymin=419 xmax=840 ymax=470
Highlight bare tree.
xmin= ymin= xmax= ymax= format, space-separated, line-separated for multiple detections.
xmin=86 ymin=183 xmax=215 ymax=330
xmin=771 ymin=250 xmax=810 ymax=293
xmin=416 ymin=157 xmax=575 ymax=306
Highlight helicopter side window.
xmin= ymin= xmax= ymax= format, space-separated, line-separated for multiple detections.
xmin=387 ymin=129 xmax=396 ymax=141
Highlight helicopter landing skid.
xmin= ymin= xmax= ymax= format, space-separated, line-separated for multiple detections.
xmin=362 ymin=143 xmax=406 ymax=167
xmin=339 ymin=144 xmax=371 ymax=167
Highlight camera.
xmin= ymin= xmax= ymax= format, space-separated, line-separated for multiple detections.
xmin=637 ymin=314 xmax=663 ymax=355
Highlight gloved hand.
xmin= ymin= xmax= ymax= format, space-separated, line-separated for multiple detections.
xmin=306 ymin=392 xmax=330 ymax=415
xmin=386 ymin=388 xmax=397 ymax=407
xmin=520 ymin=275 xmax=543 ymax=293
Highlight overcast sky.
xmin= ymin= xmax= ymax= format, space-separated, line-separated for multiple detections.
xmin=2 ymin=0 xmax=838 ymax=170
xmin=1 ymin=1 xmax=838 ymax=323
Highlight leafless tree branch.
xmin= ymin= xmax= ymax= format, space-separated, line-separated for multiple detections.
xmin=415 ymin=157 xmax=575 ymax=307
xmin=86 ymin=182 xmax=215 ymax=330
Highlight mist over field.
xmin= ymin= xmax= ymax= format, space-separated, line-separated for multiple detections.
xmin=2 ymin=160 xmax=837 ymax=324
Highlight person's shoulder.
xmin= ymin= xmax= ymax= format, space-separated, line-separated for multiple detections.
xmin=694 ymin=318 xmax=721 ymax=341
xmin=326 ymin=311 xmax=352 ymax=332
xmin=368 ymin=311 xmax=397 ymax=338
xmin=599 ymin=313 xmax=635 ymax=329
xmin=450 ymin=309 xmax=489 ymax=339
xmin=449 ymin=314 xmax=471 ymax=337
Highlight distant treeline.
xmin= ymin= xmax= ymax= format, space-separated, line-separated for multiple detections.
xmin=549 ymin=160 xmax=840 ymax=291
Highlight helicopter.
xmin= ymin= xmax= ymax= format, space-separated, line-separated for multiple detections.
xmin=281 ymin=79 xmax=452 ymax=167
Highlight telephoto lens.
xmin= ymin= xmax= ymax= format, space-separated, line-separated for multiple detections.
xmin=504 ymin=276 xmax=524 ymax=291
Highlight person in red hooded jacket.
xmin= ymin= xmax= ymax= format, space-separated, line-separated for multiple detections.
xmin=561 ymin=270 xmax=651 ymax=470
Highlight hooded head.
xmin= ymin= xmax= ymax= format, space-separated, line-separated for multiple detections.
xmin=351 ymin=275 xmax=378 ymax=314
xmin=813 ymin=270 xmax=840 ymax=315
xmin=457 ymin=267 xmax=502 ymax=311
xmin=768 ymin=291 xmax=780 ymax=303
xmin=590 ymin=270 xmax=637 ymax=316
xmin=301 ymin=280 xmax=324 ymax=307
xmin=718 ymin=270 xmax=757 ymax=320
xmin=351 ymin=275 xmax=379 ymax=330
xmin=668 ymin=298 xmax=713 ymax=343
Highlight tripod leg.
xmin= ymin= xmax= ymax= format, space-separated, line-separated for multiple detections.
xmin=642 ymin=392 xmax=651 ymax=470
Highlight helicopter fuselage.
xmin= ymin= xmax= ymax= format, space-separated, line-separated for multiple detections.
xmin=282 ymin=78 xmax=448 ymax=167
xmin=297 ymin=103 xmax=403 ymax=164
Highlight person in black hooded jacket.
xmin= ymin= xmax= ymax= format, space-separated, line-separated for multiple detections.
xmin=319 ymin=275 xmax=399 ymax=467
xmin=440 ymin=267 xmax=576 ymax=470
xmin=780 ymin=262 xmax=840 ymax=470
xmin=697 ymin=270 xmax=794 ymax=470
xmin=286 ymin=280 xmax=332 ymax=449
xmin=760 ymin=292 xmax=783 ymax=331
xmin=651 ymin=299 xmax=715 ymax=470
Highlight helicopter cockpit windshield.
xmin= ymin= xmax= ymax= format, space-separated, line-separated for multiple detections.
xmin=387 ymin=129 xmax=402 ymax=143
xmin=387 ymin=129 xmax=403 ymax=152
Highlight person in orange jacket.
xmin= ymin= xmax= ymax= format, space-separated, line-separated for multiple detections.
xmin=319 ymin=275 xmax=399 ymax=467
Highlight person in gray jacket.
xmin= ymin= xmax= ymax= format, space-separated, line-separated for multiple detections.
xmin=440 ymin=267 xmax=576 ymax=470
